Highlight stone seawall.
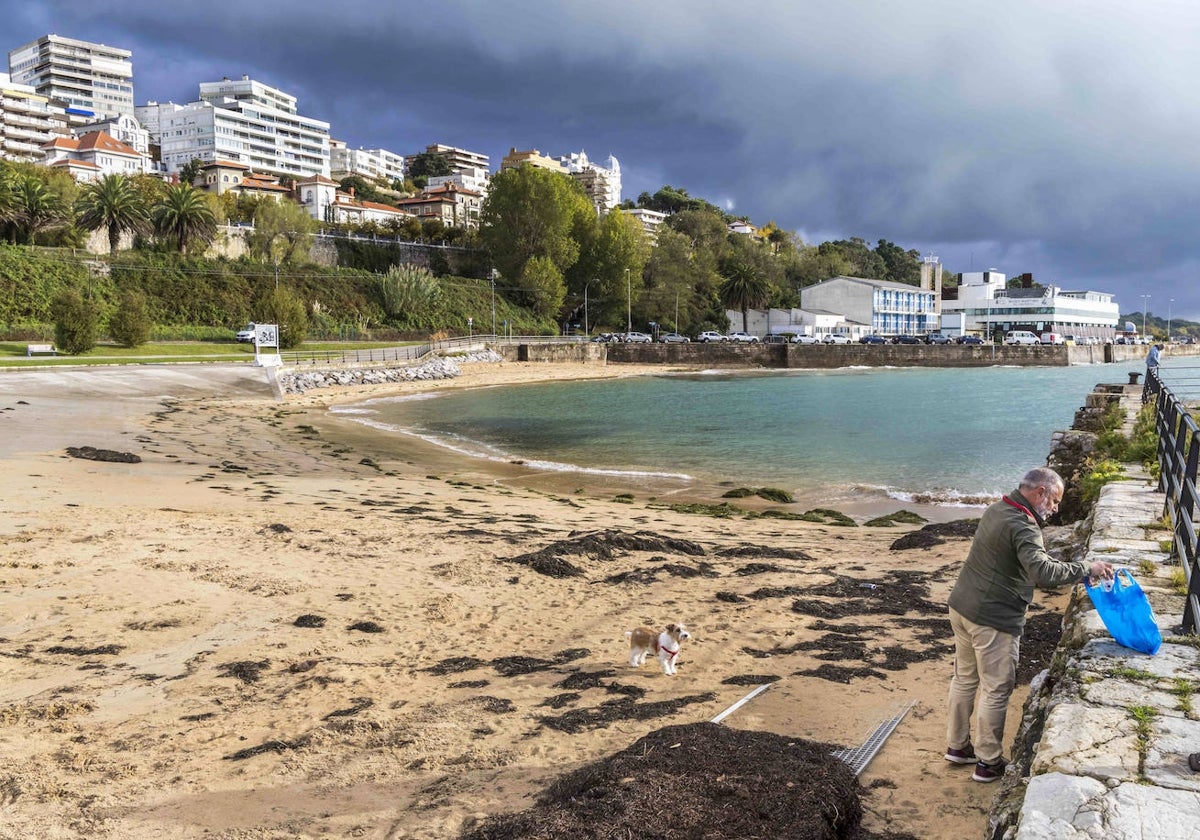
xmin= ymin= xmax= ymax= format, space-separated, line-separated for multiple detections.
xmin=988 ymin=384 xmax=1200 ymax=838
xmin=606 ymin=343 xmax=1071 ymax=367
xmin=493 ymin=343 xmax=608 ymax=363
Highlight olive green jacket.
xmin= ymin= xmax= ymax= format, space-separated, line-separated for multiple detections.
xmin=947 ymin=489 xmax=1089 ymax=635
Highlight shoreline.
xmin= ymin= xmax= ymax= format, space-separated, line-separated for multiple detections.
xmin=0 ymin=360 xmax=1060 ymax=838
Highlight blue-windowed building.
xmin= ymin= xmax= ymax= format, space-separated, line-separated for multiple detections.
xmin=800 ymin=275 xmax=938 ymax=337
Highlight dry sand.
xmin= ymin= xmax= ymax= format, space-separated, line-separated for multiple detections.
xmin=0 ymin=359 xmax=1062 ymax=838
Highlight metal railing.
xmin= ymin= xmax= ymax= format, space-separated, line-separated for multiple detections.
xmin=1146 ymin=366 xmax=1200 ymax=632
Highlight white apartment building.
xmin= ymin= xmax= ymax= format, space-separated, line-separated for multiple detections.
xmin=8 ymin=34 xmax=134 ymax=121
xmin=556 ymin=150 xmax=621 ymax=212
xmin=801 ymin=275 xmax=939 ymax=336
xmin=0 ymin=72 xmax=67 ymax=160
xmin=329 ymin=140 xmax=405 ymax=183
xmin=407 ymin=143 xmax=490 ymax=175
xmin=297 ymin=175 xmax=413 ymax=226
xmin=143 ymin=75 xmax=330 ymax=180
xmin=425 ymin=166 xmax=489 ymax=198
xmin=940 ymin=270 xmax=1120 ymax=341
xmin=627 ymin=208 xmax=667 ymax=239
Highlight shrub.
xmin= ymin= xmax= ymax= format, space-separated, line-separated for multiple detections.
xmin=373 ymin=264 xmax=442 ymax=324
xmin=1080 ymin=458 xmax=1126 ymax=505
xmin=255 ymin=287 xmax=308 ymax=349
xmin=51 ymin=288 xmax=98 ymax=354
xmin=107 ymin=290 xmax=152 ymax=347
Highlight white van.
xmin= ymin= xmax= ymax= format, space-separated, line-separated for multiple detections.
xmin=1040 ymin=332 xmax=1065 ymax=345
xmin=1004 ymin=330 xmax=1040 ymax=346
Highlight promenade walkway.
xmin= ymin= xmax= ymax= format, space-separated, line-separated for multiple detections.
xmin=995 ymin=387 xmax=1200 ymax=838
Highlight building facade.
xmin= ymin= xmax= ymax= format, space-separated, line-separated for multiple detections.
xmin=940 ymin=270 xmax=1120 ymax=341
xmin=500 ymin=147 xmax=566 ymax=173
xmin=40 ymin=130 xmax=149 ymax=180
xmin=800 ymin=275 xmax=939 ymax=336
xmin=395 ymin=182 xmax=482 ymax=228
xmin=143 ymin=76 xmax=330 ymax=180
xmin=74 ymin=112 xmax=149 ymax=158
xmin=8 ymin=34 xmax=134 ymax=121
xmin=329 ymin=141 xmax=406 ymax=184
xmin=408 ymin=143 xmax=490 ymax=175
xmin=0 ymin=72 xmax=67 ymax=160
xmin=296 ymin=175 xmax=413 ymax=226
xmin=556 ymin=150 xmax=621 ymax=212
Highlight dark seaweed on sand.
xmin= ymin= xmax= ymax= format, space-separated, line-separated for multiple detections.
xmin=217 ymin=660 xmax=270 ymax=683
xmin=45 ymin=644 xmax=123 ymax=656
xmin=716 ymin=545 xmax=816 ymax=561
xmin=504 ymin=529 xmax=706 ymax=578
xmin=889 ymin=518 xmax=979 ymax=550
xmin=460 ymin=722 xmax=862 ymax=840
xmin=538 ymin=692 xmax=717 ymax=734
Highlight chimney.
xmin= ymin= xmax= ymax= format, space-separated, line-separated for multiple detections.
xmin=348 ymin=186 xmax=354 ymax=197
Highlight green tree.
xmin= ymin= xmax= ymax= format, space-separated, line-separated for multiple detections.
xmin=10 ymin=173 xmax=71 ymax=244
xmin=76 ymin=173 xmax=151 ymax=254
xmin=179 ymin=158 xmax=205 ymax=186
xmin=51 ymin=287 xmax=99 ymax=354
xmin=108 ymin=289 xmax=152 ymax=347
xmin=520 ymin=255 xmax=566 ymax=319
xmin=250 ymin=200 xmax=316 ymax=264
xmin=406 ymin=152 xmax=453 ymax=189
xmin=153 ymin=183 xmax=217 ymax=255
xmin=569 ymin=208 xmax=648 ymax=327
xmin=255 ymin=286 xmax=308 ymax=349
xmin=480 ymin=165 xmax=594 ymax=291
xmin=875 ymin=239 xmax=921 ymax=285
xmin=719 ymin=260 xmax=771 ymax=332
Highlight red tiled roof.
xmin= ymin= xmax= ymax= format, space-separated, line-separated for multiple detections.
xmin=42 ymin=136 xmax=79 ymax=150
xmin=203 ymin=159 xmax=251 ymax=170
xmin=297 ymin=175 xmax=339 ymax=186
xmin=49 ymin=159 xmax=100 ymax=169
xmin=75 ymin=131 xmax=140 ymax=157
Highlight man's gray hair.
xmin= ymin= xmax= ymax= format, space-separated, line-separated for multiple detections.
xmin=1019 ymin=467 xmax=1064 ymax=494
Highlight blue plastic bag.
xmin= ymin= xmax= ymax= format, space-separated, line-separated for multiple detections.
xmin=1085 ymin=569 xmax=1162 ymax=655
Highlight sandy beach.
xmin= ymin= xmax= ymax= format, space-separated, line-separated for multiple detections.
xmin=0 ymin=358 xmax=1070 ymax=838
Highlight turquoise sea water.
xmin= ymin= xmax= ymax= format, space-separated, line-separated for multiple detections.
xmin=332 ymin=362 xmax=1150 ymax=506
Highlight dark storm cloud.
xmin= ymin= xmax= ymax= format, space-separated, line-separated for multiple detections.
xmin=4 ymin=0 xmax=1199 ymax=316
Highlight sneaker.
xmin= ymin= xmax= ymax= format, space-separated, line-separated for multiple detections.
xmin=972 ymin=759 xmax=1007 ymax=783
xmin=944 ymin=745 xmax=977 ymax=765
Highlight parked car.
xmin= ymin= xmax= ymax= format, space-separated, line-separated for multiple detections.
xmin=622 ymin=331 xmax=653 ymax=343
xmin=893 ymin=334 xmax=922 ymax=344
xmin=859 ymin=334 xmax=888 ymax=344
xmin=236 ymin=323 xmax=258 ymax=343
xmin=591 ymin=332 xmax=618 ymax=343
xmin=696 ymin=331 xmax=727 ymax=343
xmin=1004 ymin=330 xmax=1040 ymax=346
xmin=1040 ymin=332 xmax=1065 ymax=345
xmin=926 ymin=333 xmax=953 ymax=345
xmin=822 ymin=334 xmax=852 ymax=344
xmin=727 ymin=331 xmax=760 ymax=344
xmin=658 ymin=332 xmax=690 ymax=343
xmin=793 ymin=334 xmax=820 ymax=344
xmin=763 ymin=334 xmax=790 ymax=344
xmin=956 ymin=335 xmax=984 ymax=345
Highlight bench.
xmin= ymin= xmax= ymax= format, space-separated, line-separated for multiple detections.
xmin=26 ymin=344 xmax=57 ymax=357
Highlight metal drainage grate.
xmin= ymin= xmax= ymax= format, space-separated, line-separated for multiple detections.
xmin=831 ymin=700 xmax=915 ymax=776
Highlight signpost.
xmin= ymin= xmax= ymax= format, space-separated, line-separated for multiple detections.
xmin=254 ymin=323 xmax=281 ymax=367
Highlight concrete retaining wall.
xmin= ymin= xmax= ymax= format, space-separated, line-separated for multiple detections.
xmin=606 ymin=343 xmax=1071 ymax=367
xmin=493 ymin=343 xmax=607 ymax=364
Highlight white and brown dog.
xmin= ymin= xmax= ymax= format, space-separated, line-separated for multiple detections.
xmin=626 ymin=623 xmax=690 ymax=675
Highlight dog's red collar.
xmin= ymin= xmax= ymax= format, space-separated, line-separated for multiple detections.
xmin=659 ymin=644 xmax=679 ymax=659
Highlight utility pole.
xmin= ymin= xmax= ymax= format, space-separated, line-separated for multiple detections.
xmin=1141 ymin=294 xmax=1151 ymax=339
xmin=584 ymin=281 xmax=591 ymax=335
xmin=1168 ymin=298 xmax=1174 ymax=341
xmin=490 ymin=271 xmax=497 ymax=337
xmin=625 ymin=268 xmax=631 ymax=334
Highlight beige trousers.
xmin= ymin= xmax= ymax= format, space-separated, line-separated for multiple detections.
xmin=946 ymin=607 xmax=1020 ymax=764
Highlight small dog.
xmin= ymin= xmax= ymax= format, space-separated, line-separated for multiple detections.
xmin=626 ymin=623 xmax=690 ymax=676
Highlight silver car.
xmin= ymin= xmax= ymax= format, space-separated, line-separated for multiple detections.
xmin=727 ymin=331 xmax=760 ymax=344
xmin=658 ymin=332 xmax=691 ymax=343
xmin=622 ymin=331 xmax=653 ymax=343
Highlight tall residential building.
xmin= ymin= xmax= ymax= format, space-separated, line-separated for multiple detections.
xmin=555 ymin=150 xmax=621 ymax=212
xmin=329 ymin=140 xmax=405 ymax=183
xmin=141 ymin=75 xmax=330 ymax=180
xmin=8 ymin=34 xmax=134 ymax=121
xmin=0 ymin=71 xmax=68 ymax=160
xmin=407 ymin=143 xmax=489 ymax=175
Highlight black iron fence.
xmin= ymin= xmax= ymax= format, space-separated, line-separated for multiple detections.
xmin=1146 ymin=366 xmax=1200 ymax=633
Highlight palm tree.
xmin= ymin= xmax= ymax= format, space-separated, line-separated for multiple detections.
xmin=719 ymin=261 xmax=772 ymax=332
xmin=76 ymin=173 xmax=150 ymax=254
xmin=153 ymin=183 xmax=217 ymax=255
xmin=10 ymin=173 xmax=70 ymax=244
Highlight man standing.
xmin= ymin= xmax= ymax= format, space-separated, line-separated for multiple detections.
xmin=944 ymin=467 xmax=1113 ymax=783
xmin=1143 ymin=343 xmax=1164 ymax=404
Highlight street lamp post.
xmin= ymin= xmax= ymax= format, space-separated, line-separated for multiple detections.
xmin=490 ymin=271 xmax=497 ymax=337
xmin=584 ymin=280 xmax=591 ymax=336
xmin=1141 ymin=294 xmax=1151 ymax=339
xmin=1168 ymin=298 xmax=1174 ymax=341
xmin=625 ymin=268 xmax=632 ymax=334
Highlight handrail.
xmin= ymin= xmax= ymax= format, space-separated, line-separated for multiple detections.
xmin=1146 ymin=367 xmax=1200 ymax=632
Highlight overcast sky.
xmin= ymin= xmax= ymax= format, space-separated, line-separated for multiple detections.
xmin=4 ymin=0 xmax=1197 ymax=320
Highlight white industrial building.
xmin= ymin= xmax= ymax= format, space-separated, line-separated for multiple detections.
xmin=8 ymin=34 xmax=134 ymax=122
xmin=139 ymin=75 xmax=330 ymax=180
xmin=800 ymin=275 xmax=939 ymax=337
xmin=940 ymin=270 xmax=1120 ymax=341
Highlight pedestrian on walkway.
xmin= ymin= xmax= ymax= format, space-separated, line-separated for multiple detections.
xmin=944 ymin=467 xmax=1114 ymax=783
xmin=1143 ymin=343 xmax=1164 ymax=404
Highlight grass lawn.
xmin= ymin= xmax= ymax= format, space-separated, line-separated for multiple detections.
xmin=0 ymin=340 xmax=417 ymax=368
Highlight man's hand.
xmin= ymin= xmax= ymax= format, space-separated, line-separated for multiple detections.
xmin=1089 ymin=560 xmax=1115 ymax=581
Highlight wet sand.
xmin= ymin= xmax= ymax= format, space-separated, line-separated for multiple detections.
xmin=0 ymin=359 xmax=1058 ymax=838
